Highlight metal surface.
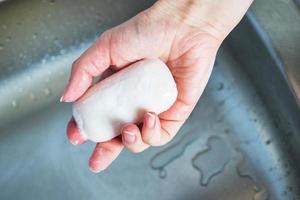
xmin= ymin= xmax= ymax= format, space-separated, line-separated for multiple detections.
xmin=251 ymin=0 xmax=300 ymax=106
xmin=0 ymin=1 xmax=300 ymax=200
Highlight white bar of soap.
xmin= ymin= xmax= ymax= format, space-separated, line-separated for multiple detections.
xmin=72 ymin=58 xmax=177 ymax=143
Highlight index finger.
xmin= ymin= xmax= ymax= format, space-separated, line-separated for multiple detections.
xmin=61 ymin=31 xmax=111 ymax=102
xmin=89 ymin=137 xmax=124 ymax=173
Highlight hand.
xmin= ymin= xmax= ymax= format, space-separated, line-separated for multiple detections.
xmin=62 ymin=0 xmax=252 ymax=172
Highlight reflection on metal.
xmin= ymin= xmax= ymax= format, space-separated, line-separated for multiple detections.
xmin=253 ymin=188 xmax=269 ymax=200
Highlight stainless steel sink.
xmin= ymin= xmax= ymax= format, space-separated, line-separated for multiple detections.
xmin=0 ymin=1 xmax=299 ymax=200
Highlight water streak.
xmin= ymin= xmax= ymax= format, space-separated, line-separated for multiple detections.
xmin=192 ymin=137 xmax=231 ymax=186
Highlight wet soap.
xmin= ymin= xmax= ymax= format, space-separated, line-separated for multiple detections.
xmin=72 ymin=58 xmax=177 ymax=142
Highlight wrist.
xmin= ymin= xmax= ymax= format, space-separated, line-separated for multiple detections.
xmin=150 ymin=0 xmax=253 ymax=41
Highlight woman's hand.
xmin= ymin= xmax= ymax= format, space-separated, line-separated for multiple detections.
xmin=62 ymin=0 xmax=252 ymax=173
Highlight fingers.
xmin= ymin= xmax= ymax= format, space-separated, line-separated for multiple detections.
xmin=121 ymin=112 xmax=167 ymax=152
xmin=89 ymin=137 xmax=124 ymax=173
xmin=67 ymin=118 xmax=87 ymax=145
xmin=141 ymin=112 xmax=161 ymax=145
xmin=61 ymin=32 xmax=111 ymax=102
xmin=121 ymin=123 xmax=150 ymax=153
xmin=67 ymin=118 xmax=124 ymax=173
xmin=154 ymin=53 xmax=215 ymax=145
xmin=156 ymin=100 xmax=195 ymax=145
xmin=142 ymin=111 xmax=184 ymax=146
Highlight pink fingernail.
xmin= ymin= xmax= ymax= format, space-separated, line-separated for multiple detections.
xmin=89 ymin=148 xmax=104 ymax=173
xmin=123 ymin=131 xmax=136 ymax=144
xmin=67 ymin=122 xmax=86 ymax=146
xmin=61 ymin=95 xmax=73 ymax=103
xmin=89 ymin=160 xmax=104 ymax=173
xmin=89 ymin=166 xmax=101 ymax=173
xmin=145 ymin=112 xmax=156 ymax=129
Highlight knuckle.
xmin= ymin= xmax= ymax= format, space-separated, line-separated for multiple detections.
xmin=71 ymin=58 xmax=82 ymax=72
xmin=99 ymin=30 xmax=111 ymax=43
xmin=101 ymin=30 xmax=109 ymax=38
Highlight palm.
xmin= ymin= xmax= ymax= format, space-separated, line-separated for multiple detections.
xmin=108 ymin=11 xmax=219 ymax=133
xmin=65 ymin=10 xmax=221 ymax=172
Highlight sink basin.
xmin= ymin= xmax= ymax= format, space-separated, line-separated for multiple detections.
xmin=0 ymin=1 xmax=299 ymax=200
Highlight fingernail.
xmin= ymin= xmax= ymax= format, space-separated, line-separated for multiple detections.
xmin=68 ymin=132 xmax=86 ymax=145
xmin=67 ymin=124 xmax=86 ymax=146
xmin=89 ymin=166 xmax=101 ymax=173
xmin=145 ymin=112 xmax=156 ymax=128
xmin=70 ymin=139 xmax=79 ymax=145
xmin=71 ymin=139 xmax=78 ymax=145
xmin=60 ymin=95 xmax=64 ymax=102
xmin=89 ymin=148 xmax=106 ymax=173
xmin=89 ymin=160 xmax=104 ymax=173
xmin=62 ymin=96 xmax=73 ymax=103
xmin=123 ymin=131 xmax=136 ymax=144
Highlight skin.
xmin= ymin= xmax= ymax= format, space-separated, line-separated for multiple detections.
xmin=62 ymin=0 xmax=253 ymax=173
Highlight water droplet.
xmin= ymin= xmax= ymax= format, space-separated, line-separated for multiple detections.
xmin=43 ymin=88 xmax=51 ymax=96
xmin=217 ymin=82 xmax=224 ymax=91
xmin=41 ymin=58 xmax=47 ymax=64
xmin=26 ymin=75 xmax=32 ymax=81
xmin=54 ymin=38 xmax=61 ymax=47
xmin=192 ymin=137 xmax=231 ymax=186
xmin=5 ymin=36 xmax=11 ymax=42
xmin=0 ymin=44 xmax=3 ymax=50
xmin=59 ymin=49 xmax=66 ymax=55
xmin=265 ymin=140 xmax=271 ymax=145
xmin=2 ymin=25 xmax=7 ymax=30
xmin=11 ymin=100 xmax=18 ymax=108
xmin=32 ymin=33 xmax=38 ymax=39
xmin=224 ymin=129 xmax=230 ymax=134
xmin=253 ymin=188 xmax=269 ymax=200
xmin=150 ymin=129 xmax=201 ymax=174
xmin=158 ymin=168 xmax=167 ymax=179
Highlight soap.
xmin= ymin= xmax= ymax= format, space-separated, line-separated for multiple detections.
xmin=72 ymin=58 xmax=177 ymax=143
